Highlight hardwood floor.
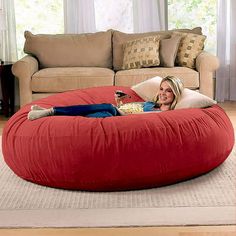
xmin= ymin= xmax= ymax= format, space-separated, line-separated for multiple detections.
xmin=0 ymin=226 xmax=235 ymax=236
xmin=0 ymin=115 xmax=8 ymax=135
xmin=0 ymin=101 xmax=235 ymax=236
xmin=218 ymin=101 xmax=236 ymax=129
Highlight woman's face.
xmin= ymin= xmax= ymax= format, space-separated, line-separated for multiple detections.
xmin=158 ymin=81 xmax=175 ymax=105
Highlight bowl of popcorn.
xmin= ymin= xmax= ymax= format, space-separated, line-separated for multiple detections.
xmin=118 ymin=102 xmax=144 ymax=114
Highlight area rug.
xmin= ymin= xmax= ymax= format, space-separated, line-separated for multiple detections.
xmin=0 ymin=136 xmax=235 ymax=228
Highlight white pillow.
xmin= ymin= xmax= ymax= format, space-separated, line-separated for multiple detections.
xmin=175 ymin=88 xmax=217 ymax=109
xmin=131 ymin=76 xmax=216 ymax=109
xmin=131 ymin=76 xmax=162 ymax=101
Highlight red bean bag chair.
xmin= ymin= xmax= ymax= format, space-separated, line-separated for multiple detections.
xmin=2 ymin=86 xmax=235 ymax=191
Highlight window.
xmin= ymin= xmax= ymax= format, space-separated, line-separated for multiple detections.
xmin=168 ymin=0 xmax=217 ymax=54
xmin=14 ymin=0 xmax=217 ymax=58
xmin=14 ymin=0 xmax=64 ymax=59
xmin=94 ymin=0 xmax=133 ymax=33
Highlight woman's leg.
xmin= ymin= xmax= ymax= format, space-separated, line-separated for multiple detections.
xmin=31 ymin=105 xmax=46 ymax=110
xmin=86 ymin=111 xmax=114 ymax=118
xmin=28 ymin=107 xmax=54 ymax=120
xmin=28 ymin=103 xmax=118 ymax=120
xmin=54 ymin=103 xmax=118 ymax=116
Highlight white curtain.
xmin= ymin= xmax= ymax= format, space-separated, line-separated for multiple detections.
xmin=133 ymin=0 xmax=167 ymax=33
xmin=64 ymin=0 xmax=96 ymax=34
xmin=0 ymin=0 xmax=17 ymax=62
xmin=216 ymin=0 xmax=236 ymax=101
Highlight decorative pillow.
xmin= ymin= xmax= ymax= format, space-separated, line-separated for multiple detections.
xmin=122 ymin=36 xmax=161 ymax=70
xmin=131 ymin=76 xmax=162 ymax=101
xmin=172 ymin=31 xmax=206 ymax=69
xmin=112 ymin=27 xmax=202 ymax=71
xmin=160 ymin=35 xmax=182 ymax=67
xmin=175 ymin=88 xmax=217 ymax=109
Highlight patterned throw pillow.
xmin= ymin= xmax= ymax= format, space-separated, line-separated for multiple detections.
xmin=173 ymin=32 xmax=206 ymax=69
xmin=122 ymin=36 xmax=160 ymax=70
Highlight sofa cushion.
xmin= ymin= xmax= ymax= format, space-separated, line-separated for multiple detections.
xmin=31 ymin=67 xmax=114 ymax=92
xmin=112 ymin=27 xmax=202 ymax=71
xmin=122 ymin=36 xmax=160 ymax=70
xmin=115 ymin=67 xmax=199 ymax=89
xmin=159 ymin=35 xmax=182 ymax=67
xmin=173 ymin=32 xmax=206 ymax=69
xmin=24 ymin=31 xmax=113 ymax=69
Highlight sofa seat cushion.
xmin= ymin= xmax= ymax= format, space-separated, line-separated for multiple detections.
xmin=115 ymin=67 xmax=199 ymax=89
xmin=32 ymin=67 xmax=114 ymax=92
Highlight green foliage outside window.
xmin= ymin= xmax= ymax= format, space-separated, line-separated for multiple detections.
xmin=14 ymin=0 xmax=64 ymax=59
xmin=168 ymin=0 xmax=217 ymax=54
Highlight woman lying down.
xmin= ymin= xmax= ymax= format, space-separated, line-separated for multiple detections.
xmin=28 ymin=76 xmax=184 ymax=120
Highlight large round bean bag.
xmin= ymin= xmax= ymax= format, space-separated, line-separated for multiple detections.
xmin=2 ymin=86 xmax=235 ymax=191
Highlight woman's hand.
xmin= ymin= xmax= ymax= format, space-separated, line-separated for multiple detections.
xmin=116 ymin=107 xmax=127 ymax=116
xmin=114 ymin=90 xmax=131 ymax=107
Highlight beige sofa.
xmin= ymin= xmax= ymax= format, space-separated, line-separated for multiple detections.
xmin=12 ymin=28 xmax=219 ymax=107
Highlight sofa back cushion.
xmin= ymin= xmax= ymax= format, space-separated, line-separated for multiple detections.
xmin=112 ymin=27 xmax=202 ymax=71
xmin=24 ymin=31 xmax=113 ymax=69
xmin=159 ymin=35 xmax=182 ymax=67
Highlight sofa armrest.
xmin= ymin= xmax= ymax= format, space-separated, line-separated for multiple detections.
xmin=12 ymin=55 xmax=39 ymax=107
xmin=196 ymin=51 xmax=220 ymax=99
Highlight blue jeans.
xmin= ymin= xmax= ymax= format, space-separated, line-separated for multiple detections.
xmin=53 ymin=103 xmax=118 ymax=118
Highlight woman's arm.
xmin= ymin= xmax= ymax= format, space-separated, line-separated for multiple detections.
xmin=116 ymin=107 xmax=127 ymax=116
xmin=116 ymin=107 xmax=161 ymax=116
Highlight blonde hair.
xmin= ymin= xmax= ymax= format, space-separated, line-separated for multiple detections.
xmin=155 ymin=76 xmax=184 ymax=110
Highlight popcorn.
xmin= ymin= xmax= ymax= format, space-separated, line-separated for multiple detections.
xmin=119 ymin=102 xmax=144 ymax=114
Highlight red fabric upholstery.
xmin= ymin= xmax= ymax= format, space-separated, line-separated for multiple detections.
xmin=2 ymin=86 xmax=235 ymax=191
